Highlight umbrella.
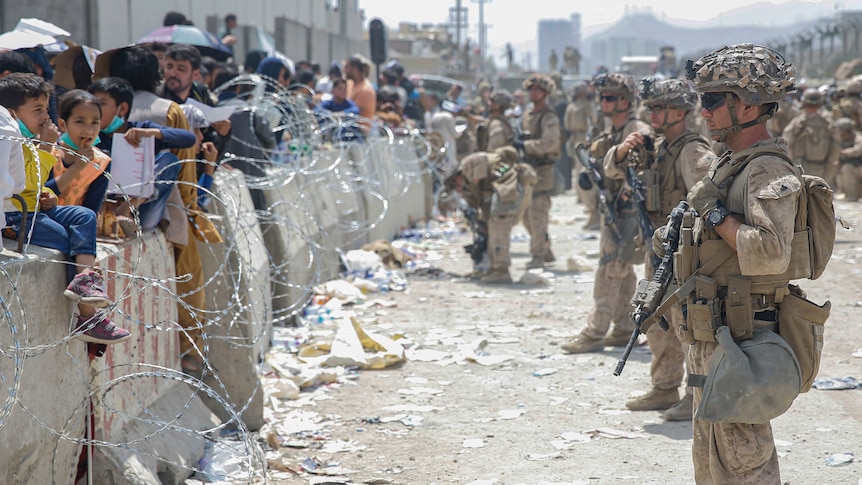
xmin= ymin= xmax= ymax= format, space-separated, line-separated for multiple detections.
xmin=137 ymin=25 xmax=232 ymax=61
xmin=0 ymin=18 xmax=69 ymax=51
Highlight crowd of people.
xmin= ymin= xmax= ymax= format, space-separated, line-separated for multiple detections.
xmin=0 ymin=10 xmax=845 ymax=483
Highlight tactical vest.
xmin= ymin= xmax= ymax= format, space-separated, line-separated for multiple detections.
xmin=644 ymin=132 xmax=711 ymax=225
xmin=521 ymin=107 xmax=560 ymax=165
xmin=674 ymin=148 xmax=810 ymax=300
xmin=791 ymin=114 xmax=832 ymax=163
xmin=476 ymin=115 xmax=512 ymax=153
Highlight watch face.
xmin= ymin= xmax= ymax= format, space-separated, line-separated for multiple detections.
xmin=707 ymin=208 xmax=725 ymax=228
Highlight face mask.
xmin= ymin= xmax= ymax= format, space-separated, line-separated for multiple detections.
xmin=60 ymin=132 xmax=101 ymax=151
xmin=103 ymin=115 xmax=125 ymax=134
xmin=17 ymin=119 xmax=36 ymax=139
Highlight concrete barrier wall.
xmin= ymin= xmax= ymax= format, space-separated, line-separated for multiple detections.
xmin=0 ymin=138 xmax=428 ymax=483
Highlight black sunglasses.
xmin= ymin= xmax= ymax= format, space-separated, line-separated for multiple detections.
xmin=600 ymin=95 xmax=619 ymax=102
xmin=700 ymin=93 xmax=727 ymax=111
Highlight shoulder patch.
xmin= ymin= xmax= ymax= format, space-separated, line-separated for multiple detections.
xmin=756 ymin=174 xmax=802 ymax=199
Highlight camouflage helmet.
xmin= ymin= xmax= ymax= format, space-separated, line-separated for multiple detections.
xmin=639 ymin=77 xmax=698 ymax=110
xmin=800 ymin=87 xmax=824 ymax=105
xmin=523 ymin=74 xmax=555 ymax=93
xmin=847 ymin=78 xmax=862 ymax=95
xmin=571 ymin=83 xmax=589 ymax=97
xmin=591 ymin=72 xmax=637 ymax=102
xmin=685 ymin=44 xmax=796 ymax=105
xmin=489 ymin=89 xmax=514 ymax=109
xmin=834 ymin=117 xmax=855 ymax=131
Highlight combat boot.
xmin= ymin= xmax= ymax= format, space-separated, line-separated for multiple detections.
xmin=560 ymin=333 xmax=604 ymax=354
xmin=603 ymin=327 xmax=635 ymax=346
xmin=525 ymin=256 xmax=544 ymax=269
xmin=625 ymin=387 xmax=679 ymax=411
xmin=543 ymin=250 xmax=556 ymax=264
xmin=481 ymin=268 xmax=512 ymax=284
xmin=661 ymin=393 xmax=694 ymax=421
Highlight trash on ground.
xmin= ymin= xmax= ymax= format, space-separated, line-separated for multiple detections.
xmin=298 ymin=317 xmax=405 ymax=369
xmin=526 ymin=451 xmax=562 ymax=461
xmin=566 ymin=256 xmax=594 ymax=272
xmin=405 ymin=348 xmax=451 ymax=362
xmin=812 ymin=376 xmax=861 ymax=390
xmin=381 ymin=404 xmax=445 ymax=413
xmin=495 ymin=409 xmax=526 ymax=420
xmin=853 ymin=348 xmax=862 ymax=359
xmin=586 ymin=427 xmax=647 ymax=439
xmin=397 ymin=387 xmax=444 ymax=395
xmin=825 ymin=452 xmax=854 ymax=467
xmin=533 ymin=368 xmax=558 ymax=377
xmin=320 ymin=439 xmax=366 ymax=453
xmin=519 ymin=272 xmax=549 ymax=285
xmin=462 ymin=438 xmax=486 ymax=448
xmin=463 ymin=291 xmax=502 ymax=299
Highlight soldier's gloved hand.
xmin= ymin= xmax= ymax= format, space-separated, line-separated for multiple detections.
xmin=687 ymin=176 xmax=727 ymax=217
xmin=652 ymin=226 xmax=667 ymax=259
xmin=512 ymin=139 xmax=525 ymax=151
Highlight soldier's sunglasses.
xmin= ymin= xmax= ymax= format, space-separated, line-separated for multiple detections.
xmin=700 ymin=93 xmax=727 ymax=111
xmin=600 ymin=95 xmax=619 ymax=102
xmin=647 ymin=105 xmax=667 ymax=113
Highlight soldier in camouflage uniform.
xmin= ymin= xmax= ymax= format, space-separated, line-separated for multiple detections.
xmin=565 ymin=84 xmax=600 ymax=230
xmin=616 ymin=78 xmax=715 ymax=419
xmin=765 ymin=96 xmax=799 ymax=137
xmin=469 ymin=80 xmax=492 ymax=117
xmin=833 ymin=78 xmax=862 ymax=130
xmin=680 ymin=44 xmax=800 ymax=484
xmin=513 ymin=74 xmax=562 ymax=269
xmin=475 ymin=90 xmax=515 ymax=152
xmin=836 ymin=117 xmax=862 ymax=200
xmin=561 ymin=73 xmax=653 ymax=353
xmin=783 ymin=88 xmax=839 ymax=187
xmin=459 ymin=146 xmax=537 ymax=283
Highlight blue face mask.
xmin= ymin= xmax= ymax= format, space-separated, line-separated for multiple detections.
xmin=60 ymin=132 xmax=101 ymax=151
xmin=103 ymin=115 xmax=125 ymax=134
xmin=17 ymin=119 xmax=36 ymax=139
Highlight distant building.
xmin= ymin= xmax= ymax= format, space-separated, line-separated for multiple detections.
xmin=537 ymin=18 xmax=577 ymax=72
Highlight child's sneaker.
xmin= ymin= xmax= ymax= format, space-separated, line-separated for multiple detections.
xmin=73 ymin=314 xmax=130 ymax=345
xmin=64 ymin=270 xmax=112 ymax=308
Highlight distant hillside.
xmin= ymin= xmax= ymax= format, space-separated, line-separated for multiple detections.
xmin=689 ymin=1 xmax=836 ymax=28
xmin=583 ymin=10 xmax=824 ymax=70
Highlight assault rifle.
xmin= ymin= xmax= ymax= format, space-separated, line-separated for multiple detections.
xmin=574 ymin=143 xmax=621 ymax=241
xmin=614 ymin=201 xmax=689 ymax=376
xmin=462 ymin=205 xmax=488 ymax=264
xmin=624 ymin=136 xmax=660 ymax=270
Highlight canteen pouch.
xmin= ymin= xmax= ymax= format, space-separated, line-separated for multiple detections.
xmin=777 ymin=288 xmax=830 ymax=392
xmin=725 ymin=276 xmax=754 ymax=341
xmin=641 ymin=169 xmax=661 ymax=212
xmin=686 ymin=276 xmax=722 ymax=343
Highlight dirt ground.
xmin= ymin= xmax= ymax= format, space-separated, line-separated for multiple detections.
xmin=261 ymin=191 xmax=862 ymax=485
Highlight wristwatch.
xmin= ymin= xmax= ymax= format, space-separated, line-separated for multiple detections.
xmin=705 ymin=205 xmax=730 ymax=230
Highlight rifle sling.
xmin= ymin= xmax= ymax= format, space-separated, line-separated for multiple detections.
xmin=643 ymin=242 xmax=736 ymax=327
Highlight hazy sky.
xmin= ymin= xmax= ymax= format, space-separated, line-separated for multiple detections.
xmin=359 ymin=0 xmax=857 ymax=50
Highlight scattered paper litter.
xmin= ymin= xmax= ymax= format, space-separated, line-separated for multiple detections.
xmin=319 ymin=440 xmax=366 ymax=453
xmin=496 ymin=409 xmax=526 ymax=420
xmin=404 ymin=376 xmax=428 ymax=384
xmin=463 ymin=291 xmax=501 ymax=299
xmin=381 ymin=404 xmax=444 ymax=413
xmin=533 ymin=368 xmax=558 ymax=377
xmin=526 ymin=452 xmax=562 ymax=461
xmin=397 ymin=387 xmax=444 ymax=396
xmin=774 ymin=439 xmax=793 ymax=447
xmin=462 ymin=438 xmax=486 ymax=448
xmin=559 ymin=432 xmax=592 ymax=443
xmin=587 ymin=427 xmax=647 ymax=439
xmin=405 ymin=348 xmax=451 ymax=362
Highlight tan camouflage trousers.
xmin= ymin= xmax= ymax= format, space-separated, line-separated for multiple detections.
xmin=583 ymin=258 xmax=636 ymax=339
xmin=839 ymin=163 xmax=862 ymax=200
xmin=689 ymin=340 xmax=781 ymax=485
xmin=522 ymin=193 xmax=551 ymax=258
xmin=487 ymin=213 xmax=518 ymax=270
